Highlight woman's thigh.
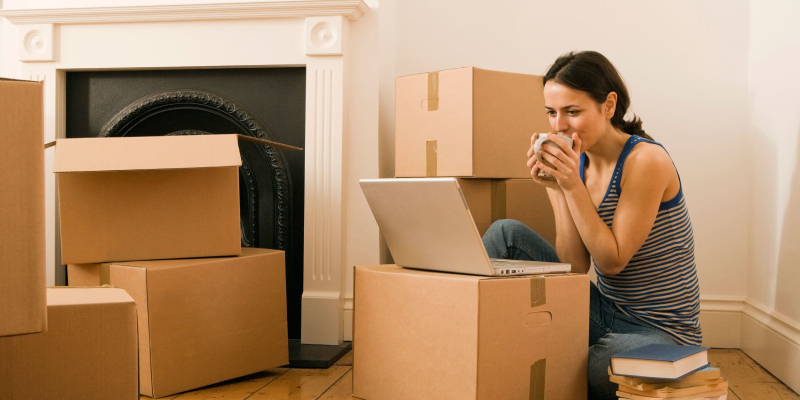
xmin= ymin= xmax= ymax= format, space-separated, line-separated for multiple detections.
xmin=482 ymin=219 xmax=559 ymax=262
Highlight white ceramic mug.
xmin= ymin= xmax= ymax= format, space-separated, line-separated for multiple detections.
xmin=533 ymin=133 xmax=574 ymax=180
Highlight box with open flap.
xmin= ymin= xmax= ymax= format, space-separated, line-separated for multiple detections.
xmin=51 ymin=133 xmax=301 ymax=264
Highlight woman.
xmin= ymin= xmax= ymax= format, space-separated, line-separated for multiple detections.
xmin=482 ymin=51 xmax=702 ymax=400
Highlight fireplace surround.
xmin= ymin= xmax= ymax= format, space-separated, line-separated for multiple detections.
xmin=0 ymin=0 xmax=375 ymax=346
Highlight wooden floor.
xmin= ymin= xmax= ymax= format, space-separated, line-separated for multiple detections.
xmin=142 ymin=348 xmax=798 ymax=400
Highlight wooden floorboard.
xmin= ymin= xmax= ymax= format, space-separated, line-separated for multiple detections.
xmin=317 ymin=369 xmax=356 ymax=400
xmin=138 ymin=348 xmax=798 ymax=399
xmin=246 ymin=365 xmax=351 ymax=400
xmin=708 ymin=349 xmax=799 ymax=400
xmin=170 ymin=368 xmax=289 ymax=400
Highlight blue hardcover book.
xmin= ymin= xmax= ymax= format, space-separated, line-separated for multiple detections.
xmin=610 ymin=344 xmax=710 ymax=380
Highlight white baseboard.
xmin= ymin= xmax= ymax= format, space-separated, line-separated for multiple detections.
xmin=301 ymin=291 xmax=344 ymax=345
xmin=344 ymin=294 xmax=353 ymax=341
xmin=699 ymin=295 xmax=745 ymax=348
xmin=740 ymin=299 xmax=800 ymax=394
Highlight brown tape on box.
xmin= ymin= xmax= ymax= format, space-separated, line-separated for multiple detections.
xmin=530 ymin=276 xmax=546 ymax=308
xmin=529 ymin=277 xmax=547 ymax=399
xmin=529 ymin=358 xmax=546 ymax=400
xmin=426 ymin=140 xmax=438 ymax=177
xmin=427 ymin=71 xmax=439 ymax=111
xmin=491 ymin=180 xmax=507 ymax=221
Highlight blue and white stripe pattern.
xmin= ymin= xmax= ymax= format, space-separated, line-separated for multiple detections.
xmin=580 ymin=135 xmax=702 ymax=346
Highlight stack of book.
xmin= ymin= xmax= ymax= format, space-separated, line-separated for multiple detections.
xmin=610 ymin=344 xmax=728 ymax=400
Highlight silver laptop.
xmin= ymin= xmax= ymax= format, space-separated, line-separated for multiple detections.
xmin=359 ymin=178 xmax=571 ymax=276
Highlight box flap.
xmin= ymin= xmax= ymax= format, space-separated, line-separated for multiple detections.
xmin=46 ymin=287 xmax=134 ymax=306
xmin=53 ymin=134 xmax=302 ymax=173
xmin=111 ymin=248 xmax=283 ymax=271
xmin=53 ymin=134 xmax=242 ymax=172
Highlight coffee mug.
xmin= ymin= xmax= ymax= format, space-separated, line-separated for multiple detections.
xmin=533 ymin=133 xmax=574 ymax=180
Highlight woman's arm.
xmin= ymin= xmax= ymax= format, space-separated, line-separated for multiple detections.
xmin=537 ymin=135 xmax=672 ymax=276
xmin=528 ymin=133 xmax=590 ymax=272
xmin=546 ymin=187 xmax=591 ymax=273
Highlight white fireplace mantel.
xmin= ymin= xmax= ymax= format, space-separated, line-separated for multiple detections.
xmin=0 ymin=0 xmax=370 ymax=346
xmin=0 ymin=1 xmax=369 ymax=25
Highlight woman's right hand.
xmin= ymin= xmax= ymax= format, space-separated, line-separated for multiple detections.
xmin=527 ymin=133 xmax=560 ymax=190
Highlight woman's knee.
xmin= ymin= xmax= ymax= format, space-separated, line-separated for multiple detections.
xmin=485 ymin=219 xmax=532 ymax=240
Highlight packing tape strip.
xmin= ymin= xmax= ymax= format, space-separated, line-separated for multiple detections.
xmin=529 ymin=358 xmax=546 ymax=400
xmin=426 ymin=140 xmax=438 ymax=177
xmin=491 ymin=180 xmax=507 ymax=221
xmin=427 ymin=71 xmax=439 ymax=111
xmin=530 ymin=276 xmax=546 ymax=308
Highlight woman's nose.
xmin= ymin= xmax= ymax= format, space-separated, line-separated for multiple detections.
xmin=554 ymin=114 xmax=569 ymax=133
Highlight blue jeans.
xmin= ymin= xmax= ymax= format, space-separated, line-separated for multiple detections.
xmin=483 ymin=219 xmax=678 ymax=400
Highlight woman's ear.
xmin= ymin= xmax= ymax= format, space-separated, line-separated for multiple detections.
xmin=605 ymin=92 xmax=618 ymax=119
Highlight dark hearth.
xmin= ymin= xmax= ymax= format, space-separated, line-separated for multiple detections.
xmin=65 ymin=68 xmax=305 ymax=339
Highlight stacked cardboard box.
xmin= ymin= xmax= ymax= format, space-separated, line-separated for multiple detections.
xmin=0 ymin=78 xmax=47 ymax=337
xmin=351 ymin=68 xmax=584 ymax=399
xmin=353 ymin=265 xmax=589 ymax=399
xmin=0 ymin=288 xmax=138 ymax=400
xmin=0 ymin=76 xmax=297 ymax=397
xmin=52 ymin=134 xmax=298 ymax=397
xmin=395 ymin=67 xmax=557 ymax=243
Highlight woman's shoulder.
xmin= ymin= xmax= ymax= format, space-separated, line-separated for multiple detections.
xmin=620 ymin=138 xmax=677 ymax=188
xmin=627 ymin=140 xmax=672 ymax=167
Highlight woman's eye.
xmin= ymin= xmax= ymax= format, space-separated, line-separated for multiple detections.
xmin=568 ymin=110 xmax=579 ymax=116
xmin=546 ymin=111 xmax=556 ymax=116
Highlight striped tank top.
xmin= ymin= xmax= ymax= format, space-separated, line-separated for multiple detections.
xmin=580 ymin=135 xmax=702 ymax=346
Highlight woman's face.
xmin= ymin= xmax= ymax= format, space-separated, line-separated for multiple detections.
xmin=543 ymin=81 xmax=613 ymax=152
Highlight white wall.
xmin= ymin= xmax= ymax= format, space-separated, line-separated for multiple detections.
xmin=385 ymin=0 xmax=751 ymax=298
xmin=744 ymin=0 xmax=800 ymax=392
xmin=343 ymin=0 xmax=381 ymax=326
xmin=747 ymin=0 xmax=800 ymax=331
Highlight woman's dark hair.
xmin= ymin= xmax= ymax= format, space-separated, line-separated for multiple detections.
xmin=543 ymin=51 xmax=652 ymax=140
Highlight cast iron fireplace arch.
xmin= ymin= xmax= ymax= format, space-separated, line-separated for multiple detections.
xmin=99 ymin=89 xmax=292 ymax=251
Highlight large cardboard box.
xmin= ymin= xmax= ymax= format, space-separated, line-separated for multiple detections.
xmin=53 ymin=134 xmax=301 ymax=264
xmin=0 ymin=287 xmax=138 ymax=399
xmin=459 ymin=178 xmax=556 ymax=245
xmin=353 ymin=265 xmax=589 ymax=400
xmin=0 ymin=78 xmax=47 ymax=337
xmin=107 ymin=247 xmax=289 ymax=397
xmin=395 ymin=67 xmax=551 ymax=178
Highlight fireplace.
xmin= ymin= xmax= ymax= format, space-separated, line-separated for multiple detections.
xmin=65 ymin=67 xmax=306 ymax=338
xmin=0 ymin=0 xmax=378 ymax=348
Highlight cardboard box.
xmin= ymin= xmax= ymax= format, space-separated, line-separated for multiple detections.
xmin=107 ymin=247 xmax=289 ymax=397
xmin=458 ymin=178 xmax=556 ymax=245
xmin=353 ymin=265 xmax=589 ymax=400
xmin=52 ymin=134 xmax=301 ymax=264
xmin=0 ymin=78 xmax=47 ymax=337
xmin=491 ymin=179 xmax=556 ymax=245
xmin=395 ymin=67 xmax=551 ymax=178
xmin=0 ymin=287 xmax=138 ymax=399
xmin=67 ymin=263 xmax=110 ymax=286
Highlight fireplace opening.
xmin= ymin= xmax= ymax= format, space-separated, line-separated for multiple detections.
xmin=65 ymin=67 xmax=306 ymax=339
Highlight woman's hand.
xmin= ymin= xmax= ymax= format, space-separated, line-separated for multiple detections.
xmin=529 ymin=133 xmax=583 ymax=192
xmin=527 ymin=133 xmax=561 ymax=189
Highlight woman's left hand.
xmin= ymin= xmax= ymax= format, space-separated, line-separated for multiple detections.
xmin=536 ymin=133 xmax=584 ymax=192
